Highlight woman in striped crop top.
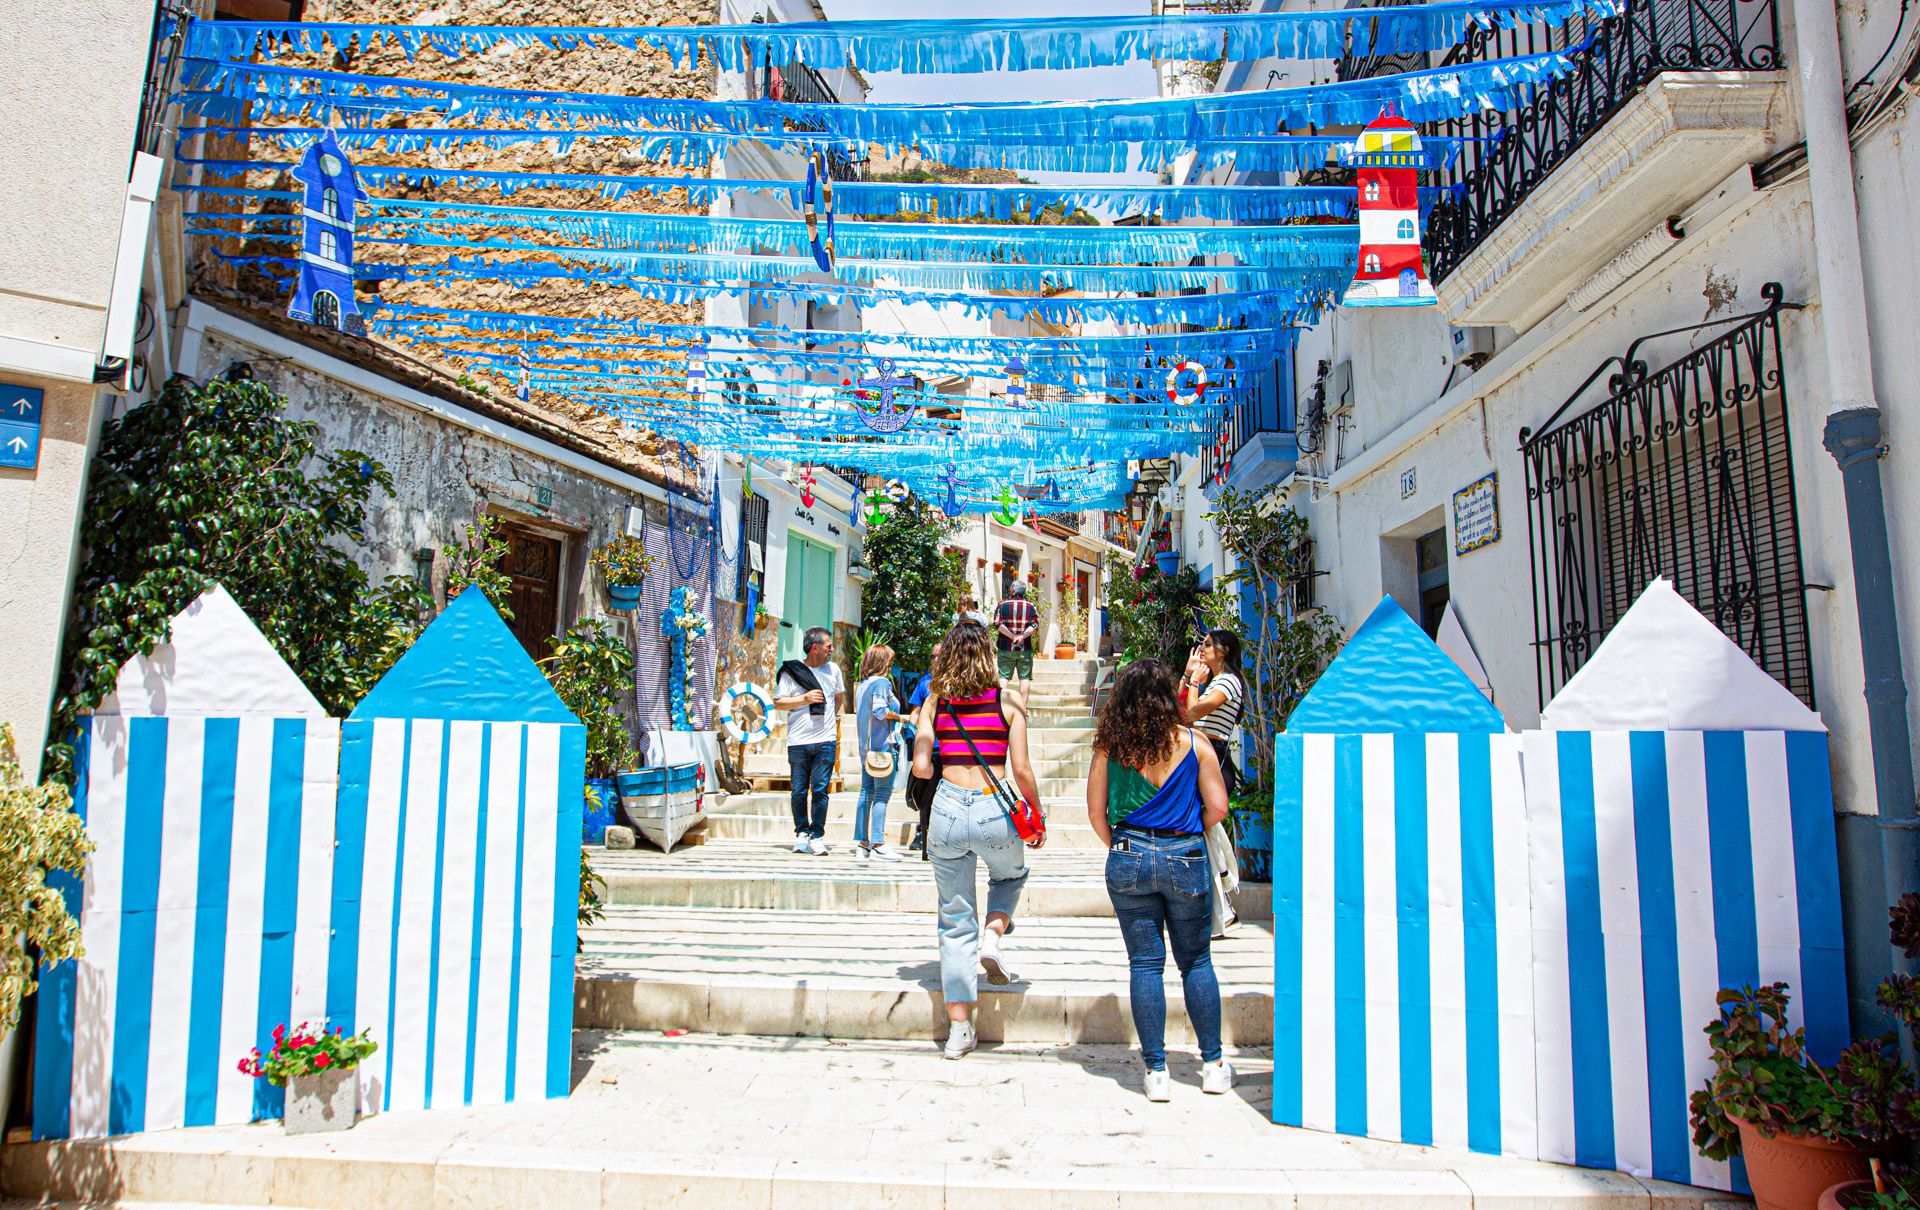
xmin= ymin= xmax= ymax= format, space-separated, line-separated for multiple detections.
xmin=910 ymin=619 xmax=1044 ymax=1060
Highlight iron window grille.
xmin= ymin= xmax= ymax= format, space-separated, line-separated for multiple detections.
xmin=1520 ymin=282 xmax=1812 ymax=710
xmin=1421 ymin=0 xmax=1780 ymax=283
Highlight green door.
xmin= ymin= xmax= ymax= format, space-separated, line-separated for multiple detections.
xmin=779 ymin=534 xmax=837 ymax=663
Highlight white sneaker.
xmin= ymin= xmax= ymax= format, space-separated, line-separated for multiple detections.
xmin=1144 ymin=1068 xmax=1172 ymax=1102
xmin=943 ymin=1020 xmax=976 ymax=1060
xmin=979 ymin=930 xmax=1017 ymax=985
xmin=792 ymin=838 xmax=811 ymax=855
xmin=1202 ymin=1058 xmax=1235 ymax=1095
xmin=808 ymin=836 xmax=831 ymax=855
xmin=853 ymin=844 xmax=871 ymax=860
xmin=869 ymin=844 xmax=903 ymax=862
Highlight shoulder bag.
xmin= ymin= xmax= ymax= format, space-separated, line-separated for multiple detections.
xmin=941 ymin=699 xmax=1046 ymax=846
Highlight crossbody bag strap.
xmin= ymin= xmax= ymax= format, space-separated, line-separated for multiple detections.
xmin=941 ymin=699 xmax=1018 ymax=812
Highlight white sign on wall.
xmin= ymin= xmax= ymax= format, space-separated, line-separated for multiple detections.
xmin=1453 ymin=471 xmax=1500 ymax=554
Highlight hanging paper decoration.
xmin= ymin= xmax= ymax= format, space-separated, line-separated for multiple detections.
xmin=939 ymin=462 xmax=965 ymax=518
xmin=1043 ymin=476 xmax=1064 ymax=505
xmin=686 ymin=336 xmax=708 ymax=395
xmin=1342 ymin=110 xmax=1437 ymax=308
xmin=799 ymin=465 xmax=817 ymax=508
xmin=662 ymin=586 xmax=710 ymax=731
xmin=851 ymin=358 xmax=916 ymax=433
xmin=804 ymin=152 xmax=836 ymax=274
xmin=287 ymin=129 xmax=367 ymax=335
xmin=516 ymin=350 xmax=530 ymax=402
xmin=991 ymin=485 xmax=1023 ymax=526
xmin=1167 ymin=360 xmax=1209 ymax=406
xmin=1005 ymin=354 xmax=1029 ymax=408
xmin=860 ymin=479 xmax=910 ymax=526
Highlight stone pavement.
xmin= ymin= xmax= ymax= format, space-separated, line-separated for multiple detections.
xmin=2 ymin=1029 xmax=1747 ymax=1209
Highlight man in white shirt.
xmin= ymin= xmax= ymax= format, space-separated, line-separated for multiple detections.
xmin=774 ymin=626 xmax=845 ymax=854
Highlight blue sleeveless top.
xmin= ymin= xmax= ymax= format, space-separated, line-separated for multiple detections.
xmin=1110 ymin=733 xmax=1204 ymax=834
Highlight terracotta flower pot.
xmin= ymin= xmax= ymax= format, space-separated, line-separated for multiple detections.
xmin=1818 ymin=1181 xmax=1874 ymax=1210
xmin=1054 ymin=644 xmax=1076 ymax=659
xmin=1733 ymin=1118 xmax=1871 ymax=1210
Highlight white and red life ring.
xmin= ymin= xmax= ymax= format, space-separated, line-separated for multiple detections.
xmin=1167 ymin=361 xmax=1208 ymax=406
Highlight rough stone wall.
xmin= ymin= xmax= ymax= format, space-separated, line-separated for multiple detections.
xmin=192 ymin=0 xmax=720 ymax=460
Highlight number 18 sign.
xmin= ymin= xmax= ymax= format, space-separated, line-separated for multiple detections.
xmin=0 ymin=383 xmax=45 ymax=471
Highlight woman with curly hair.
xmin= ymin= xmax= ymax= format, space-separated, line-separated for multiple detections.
xmin=911 ymin=618 xmax=1045 ymax=1060
xmin=1088 ymin=658 xmax=1232 ymax=1101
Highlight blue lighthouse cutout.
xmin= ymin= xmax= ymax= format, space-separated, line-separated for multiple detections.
xmin=287 ymin=129 xmax=367 ymax=335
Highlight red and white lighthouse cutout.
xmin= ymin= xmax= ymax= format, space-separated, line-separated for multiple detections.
xmin=1341 ymin=111 xmax=1436 ymax=308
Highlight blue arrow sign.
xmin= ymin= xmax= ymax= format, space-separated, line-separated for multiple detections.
xmin=0 ymin=384 xmax=44 ymax=471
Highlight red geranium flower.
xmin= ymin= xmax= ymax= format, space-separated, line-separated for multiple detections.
xmin=314 ymin=1053 xmax=332 ymax=1069
xmin=272 ymin=1025 xmax=285 ymax=1041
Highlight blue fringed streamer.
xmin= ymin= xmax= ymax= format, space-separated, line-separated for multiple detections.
xmin=176 ymin=49 xmax=1576 ymax=145
xmin=183 ymin=0 xmax=1619 ymax=74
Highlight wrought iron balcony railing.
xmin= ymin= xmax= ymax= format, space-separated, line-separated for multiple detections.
xmin=1422 ymin=0 xmax=1780 ymax=283
xmin=1520 ymin=283 xmax=1810 ymax=709
xmin=762 ymin=59 xmax=869 ymax=182
xmin=1201 ymin=356 xmax=1296 ymax=488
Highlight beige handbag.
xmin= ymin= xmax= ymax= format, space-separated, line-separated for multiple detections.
xmin=864 ymin=748 xmax=895 ymax=778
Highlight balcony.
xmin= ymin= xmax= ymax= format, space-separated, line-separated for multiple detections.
xmin=1420 ymin=0 xmax=1785 ymax=331
xmin=764 ymin=60 xmax=868 ymax=182
xmin=1203 ymin=354 xmax=1297 ymax=495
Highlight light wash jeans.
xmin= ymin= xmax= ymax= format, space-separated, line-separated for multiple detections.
xmin=854 ymin=745 xmax=898 ymax=846
xmin=929 ymin=779 xmax=1029 ymax=1004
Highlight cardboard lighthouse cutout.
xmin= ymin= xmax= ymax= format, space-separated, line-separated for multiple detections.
xmin=287 ymin=129 xmax=369 ymax=335
xmin=1341 ymin=112 xmax=1436 ymax=308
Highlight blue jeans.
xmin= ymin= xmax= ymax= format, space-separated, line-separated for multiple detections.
xmin=929 ymin=780 xmax=1028 ymax=1004
xmin=854 ymin=748 xmax=898 ymax=846
xmin=788 ymin=741 xmax=836 ymax=838
xmin=1106 ymin=829 xmax=1223 ymax=1070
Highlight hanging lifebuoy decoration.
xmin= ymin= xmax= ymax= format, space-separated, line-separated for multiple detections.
xmin=1166 ymin=361 xmax=1208 ymax=406
xmin=861 ymin=478 xmax=909 ymax=526
xmin=799 ymin=464 xmax=817 ymax=508
xmin=717 ymin=681 xmax=776 ymax=745
xmin=804 ymin=152 xmax=836 ymax=273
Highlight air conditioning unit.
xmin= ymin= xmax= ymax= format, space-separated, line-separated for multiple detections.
xmin=1451 ymin=325 xmax=1498 ymax=368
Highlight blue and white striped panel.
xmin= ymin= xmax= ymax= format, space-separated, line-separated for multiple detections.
xmin=1525 ymin=730 xmax=1847 ymax=1192
xmin=1273 ymin=732 xmax=1536 ymax=1158
xmin=329 ymin=718 xmax=584 ymax=1115
xmin=32 ymin=714 xmax=339 ymax=1141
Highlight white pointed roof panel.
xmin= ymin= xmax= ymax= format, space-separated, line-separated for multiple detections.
xmin=1541 ymin=577 xmax=1822 ymax=732
xmin=1435 ymin=601 xmax=1493 ymax=702
xmin=95 ymin=584 xmax=327 ymax=717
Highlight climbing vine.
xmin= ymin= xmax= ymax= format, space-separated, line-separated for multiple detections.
xmin=47 ymin=375 xmax=404 ymax=781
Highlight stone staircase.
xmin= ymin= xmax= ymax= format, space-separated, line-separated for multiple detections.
xmin=575 ymin=656 xmax=1278 ymax=1047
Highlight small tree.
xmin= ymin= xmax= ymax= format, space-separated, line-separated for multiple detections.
xmin=858 ymin=500 xmax=966 ymax=672
xmin=0 ymin=724 xmax=91 ymax=1033
xmin=444 ymin=515 xmax=515 ymax=621
xmin=540 ymin=619 xmax=636 ymax=779
xmin=1207 ymin=487 xmax=1344 ymax=783
xmin=49 ymin=376 xmax=400 ymax=781
xmin=1103 ymin=553 xmax=1236 ymax=666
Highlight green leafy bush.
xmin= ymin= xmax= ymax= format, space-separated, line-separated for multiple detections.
xmin=541 ymin=619 xmax=636 ymax=779
xmin=443 ymin=515 xmax=514 ymax=621
xmin=858 ymin=500 xmax=965 ymax=673
xmin=0 ymin=724 xmax=91 ymax=1033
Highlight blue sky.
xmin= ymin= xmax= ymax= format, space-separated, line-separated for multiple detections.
xmin=818 ymin=0 xmax=1159 ymax=186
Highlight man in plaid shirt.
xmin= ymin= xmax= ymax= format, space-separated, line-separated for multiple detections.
xmin=993 ymin=581 xmax=1039 ymax=695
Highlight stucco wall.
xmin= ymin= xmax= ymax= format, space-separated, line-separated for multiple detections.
xmin=0 ymin=379 xmax=106 ymax=779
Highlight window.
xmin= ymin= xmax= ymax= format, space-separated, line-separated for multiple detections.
xmin=321 ymin=185 xmax=340 ymax=220
xmin=1363 ymin=180 xmax=1380 ymax=201
xmin=1364 ymin=253 xmax=1382 ymax=273
xmin=318 ymin=229 xmax=338 ymax=261
xmin=312 ymin=290 xmax=340 ymax=329
xmin=1397 ymin=217 xmax=1416 ymax=239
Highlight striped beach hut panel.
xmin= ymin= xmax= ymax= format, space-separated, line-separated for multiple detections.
xmin=1273 ymin=597 xmax=1538 ymax=1159
xmin=330 ymin=588 xmax=584 ymax=1116
xmin=1525 ymin=580 xmax=1846 ymax=1192
xmin=33 ymin=586 xmax=338 ymax=1140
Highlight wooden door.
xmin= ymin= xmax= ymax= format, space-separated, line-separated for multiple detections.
xmin=499 ymin=521 xmax=564 ymax=657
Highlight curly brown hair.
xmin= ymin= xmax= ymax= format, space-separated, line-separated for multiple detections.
xmin=1094 ymin=659 xmax=1183 ymax=771
xmin=931 ymin=620 xmax=998 ymax=699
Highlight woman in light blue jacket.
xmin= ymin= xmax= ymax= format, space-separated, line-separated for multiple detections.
xmin=854 ymin=644 xmax=906 ymax=861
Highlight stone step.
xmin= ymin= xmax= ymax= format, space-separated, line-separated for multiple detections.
xmin=591 ymin=839 xmax=1272 ymax=920
xmin=576 ymin=906 xmax=1276 ymax=1045
xmin=694 ymin=812 xmax=1111 ymax=849
xmin=3 ymin=1029 xmax=1724 ymax=1210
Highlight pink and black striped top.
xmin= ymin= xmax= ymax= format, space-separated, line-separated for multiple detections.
xmin=934 ymin=689 xmax=1010 ymax=766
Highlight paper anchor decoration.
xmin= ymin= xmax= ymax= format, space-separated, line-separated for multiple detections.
xmin=939 ymin=462 xmax=966 ymax=518
xmin=1341 ymin=111 xmax=1437 ymax=308
xmin=287 ymin=129 xmax=369 ymax=335
xmin=853 ymin=358 xmax=916 ymax=433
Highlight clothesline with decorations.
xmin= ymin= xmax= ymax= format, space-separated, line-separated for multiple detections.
xmin=184 ymin=0 xmax=1616 ymax=74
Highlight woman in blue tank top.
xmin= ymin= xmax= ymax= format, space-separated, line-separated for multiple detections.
xmin=1085 ymin=659 xmax=1232 ymax=1102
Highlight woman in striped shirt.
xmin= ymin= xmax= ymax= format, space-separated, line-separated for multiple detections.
xmin=1181 ymin=629 xmax=1245 ymax=801
xmin=910 ymin=619 xmax=1045 ymax=1059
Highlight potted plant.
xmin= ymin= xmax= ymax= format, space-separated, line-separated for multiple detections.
xmin=591 ymin=536 xmax=656 ymax=611
xmin=1817 ymin=893 xmax=1920 ymax=1208
xmin=1055 ymin=596 xmax=1086 ymax=660
xmin=239 ymin=1023 xmax=379 ymax=1134
xmin=541 ymin=620 xmax=637 ymax=842
xmin=1690 ymin=982 xmax=1873 ymax=1210
xmin=1228 ymin=784 xmax=1273 ymax=883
